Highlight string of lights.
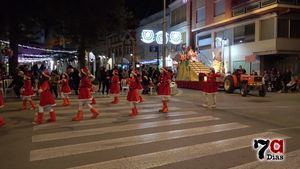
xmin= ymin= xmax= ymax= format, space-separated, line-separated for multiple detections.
xmin=0 ymin=39 xmax=77 ymax=54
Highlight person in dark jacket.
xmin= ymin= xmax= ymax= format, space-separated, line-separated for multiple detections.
xmin=9 ymin=71 xmax=24 ymax=98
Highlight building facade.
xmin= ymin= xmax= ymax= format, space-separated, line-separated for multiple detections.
xmin=191 ymin=0 xmax=300 ymax=75
xmin=106 ymin=30 xmax=136 ymax=68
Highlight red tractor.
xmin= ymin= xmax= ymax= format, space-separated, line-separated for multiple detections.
xmin=224 ymin=69 xmax=266 ymax=97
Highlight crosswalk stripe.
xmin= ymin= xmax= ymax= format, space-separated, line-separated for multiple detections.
xmin=30 ymin=122 xmax=249 ymax=161
xmin=32 ymin=116 xmax=219 ymax=143
xmin=67 ymin=132 xmax=289 ymax=169
xmin=33 ymin=111 xmax=199 ymax=131
xmin=54 ymin=107 xmax=181 ymax=115
xmin=229 ymin=149 xmax=300 ymax=169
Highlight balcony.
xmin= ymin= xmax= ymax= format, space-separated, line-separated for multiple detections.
xmin=232 ymin=0 xmax=300 ymax=17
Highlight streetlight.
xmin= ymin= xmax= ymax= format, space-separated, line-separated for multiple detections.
xmin=162 ymin=0 xmax=167 ymax=67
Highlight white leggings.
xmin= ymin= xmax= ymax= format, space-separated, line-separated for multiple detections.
xmin=38 ymin=105 xmax=54 ymax=113
xmin=78 ymin=100 xmax=93 ymax=111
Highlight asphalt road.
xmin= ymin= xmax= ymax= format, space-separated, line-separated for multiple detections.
xmin=0 ymin=89 xmax=299 ymax=169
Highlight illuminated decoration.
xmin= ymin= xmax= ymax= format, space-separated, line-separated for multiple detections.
xmin=18 ymin=57 xmax=52 ymax=63
xmin=155 ymin=31 xmax=169 ymax=45
xmin=141 ymin=30 xmax=155 ymax=44
xmin=0 ymin=39 xmax=77 ymax=54
xmin=141 ymin=30 xmax=182 ymax=45
xmin=169 ymin=31 xmax=182 ymax=45
xmin=20 ymin=54 xmax=58 ymax=58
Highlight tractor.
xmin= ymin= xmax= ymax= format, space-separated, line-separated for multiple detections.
xmin=224 ymin=69 xmax=266 ymax=97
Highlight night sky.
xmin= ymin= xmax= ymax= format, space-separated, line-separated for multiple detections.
xmin=125 ymin=0 xmax=172 ymax=20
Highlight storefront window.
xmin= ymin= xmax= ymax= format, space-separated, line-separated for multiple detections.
xmin=197 ymin=34 xmax=212 ymax=50
xmin=234 ymin=23 xmax=255 ymax=44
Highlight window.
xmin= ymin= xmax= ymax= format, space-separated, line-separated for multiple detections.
xmin=290 ymin=20 xmax=300 ymax=38
xmin=277 ymin=19 xmax=289 ymax=38
xmin=215 ymin=30 xmax=231 ymax=47
xmin=214 ymin=0 xmax=225 ymax=16
xmin=260 ymin=18 xmax=274 ymax=40
xmin=234 ymin=23 xmax=255 ymax=44
xmin=171 ymin=5 xmax=187 ymax=26
xmin=197 ymin=34 xmax=212 ymax=50
xmin=196 ymin=7 xmax=205 ymax=23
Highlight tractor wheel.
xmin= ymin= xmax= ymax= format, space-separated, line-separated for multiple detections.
xmin=241 ymin=83 xmax=248 ymax=97
xmin=224 ymin=76 xmax=234 ymax=93
xmin=259 ymin=84 xmax=267 ymax=97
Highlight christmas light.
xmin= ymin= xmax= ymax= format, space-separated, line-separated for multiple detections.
xmin=141 ymin=30 xmax=155 ymax=44
xmin=140 ymin=30 xmax=181 ymax=45
xmin=0 ymin=40 xmax=77 ymax=54
xmin=156 ymin=31 xmax=169 ymax=45
xmin=169 ymin=31 xmax=182 ymax=45
xmin=20 ymin=54 xmax=58 ymax=58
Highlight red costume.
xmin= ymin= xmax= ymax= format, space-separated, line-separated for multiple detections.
xmin=203 ymin=73 xmax=220 ymax=93
xmin=110 ymin=70 xmax=120 ymax=104
xmin=21 ymin=75 xmax=34 ymax=97
xmin=79 ymin=76 xmax=92 ymax=100
xmin=33 ymin=71 xmax=56 ymax=125
xmin=72 ymin=67 xmax=99 ymax=121
xmin=61 ymin=75 xmax=71 ymax=94
xmin=61 ymin=73 xmax=71 ymax=106
xmin=157 ymin=68 xmax=172 ymax=113
xmin=21 ymin=72 xmax=36 ymax=110
xmin=127 ymin=70 xmax=142 ymax=116
xmin=127 ymin=77 xmax=142 ymax=102
xmin=157 ymin=71 xmax=171 ymax=96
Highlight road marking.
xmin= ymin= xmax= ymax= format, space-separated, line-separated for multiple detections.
xmin=30 ymin=122 xmax=248 ymax=161
xmin=33 ymin=111 xmax=198 ymax=131
xmin=67 ymin=132 xmax=289 ymax=169
xmin=230 ymin=149 xmax=300 ymax=169
xmin=32 ymin=116 xmax=219 ymax=143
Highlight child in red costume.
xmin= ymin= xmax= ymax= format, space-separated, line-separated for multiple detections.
xmin=60 ymin=72 xmax=71 ymax=106
xmin=21 ymin=71 xmax=36 ymax=110
xmin=0 ymin=80 xmax=5 ymax=127
xmin=202 ymin=68 xmax=220 ymax=108
xmin=110 ymin=70 xmax=120 ymax=104
xmin=72 ymin=67 xmax=99 ymax=121
xmin=33 ymin=70 xmax=56 ymax=125
xmin=157 ymin=67 xmax=171 ymax=113
xmin=127 ymin=70 xmax=142 ymax=116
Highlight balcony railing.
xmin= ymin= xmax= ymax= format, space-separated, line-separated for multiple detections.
xmin=232 ymin=0 xmax=300 ymax=17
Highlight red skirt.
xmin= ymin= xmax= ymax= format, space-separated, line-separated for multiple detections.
xmin=61 ymin=85 xmax=71 ymax=94
xmin=127 ymin=89 xmax=140 ymax=102
xmin=157 ymin=84 xmax=171 ymax=96
xmin=79 ymin=88 xmax=92 ymax=100
xmin=40 ymin=91 xmax=56 ymax=107
xmin=110 ymin=84 xmax=120 ymax=94
xmin=21 ymin=88 xmax=35 ymax=97
xmin=203 ymin=82 xmax=218 ymax=93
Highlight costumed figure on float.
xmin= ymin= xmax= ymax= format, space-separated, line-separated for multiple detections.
xmin=60 ymin=72 xmax=71 ymax=106
xmin=110 ymin=69 xmax=120 ymax=104
xmin=33 ymin=70 xmax=56 ymax=124
xmin=72 ymin=67 xmax=99 ymax=121
xmin=127 ymin=70 xmax=142 ymax=116
xmin=157 ymin=67 xmax=172 ymax=113
xmin=202 ymin=68 xmax=221 ymax=108
xmin=21 ymin=71 xmax=36 ymax=110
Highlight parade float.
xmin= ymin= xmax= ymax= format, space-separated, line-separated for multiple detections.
xmin=175 ymin=47 xmax=224 ymax=90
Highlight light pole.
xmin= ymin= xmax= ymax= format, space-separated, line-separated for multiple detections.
xmin=162 ymin=0 xmax=167 ymax=67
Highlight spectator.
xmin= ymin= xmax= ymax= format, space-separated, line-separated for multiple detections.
xmin=71 ymin=68 xmax=80 ymax=95
xmin=50 ymin=70 xmax=60 ymax=98
xmin=8 ymin=70 xmax=24 ymax=98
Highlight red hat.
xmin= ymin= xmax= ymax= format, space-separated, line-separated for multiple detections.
xmin=42 ymin=70 xmax=51 ymax=78
xmin=81 ymin=67 xmax=89 ymax=75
